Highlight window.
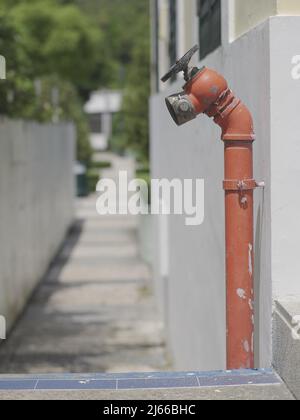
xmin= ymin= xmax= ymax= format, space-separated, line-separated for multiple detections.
xmin=169 ymin=0 xmax=177 ymax=81
xmin=197 ymin=0 xmax=221 ymax=60
xmin=89 ymin=113 xmax=102 ymax=134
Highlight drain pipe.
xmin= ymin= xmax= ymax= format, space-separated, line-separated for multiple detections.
xmin=161 ymin=46 xmax=264 ymax=370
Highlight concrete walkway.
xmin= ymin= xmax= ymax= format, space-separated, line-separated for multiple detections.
xmin=0 ymin=194 xmax=166 ymax=374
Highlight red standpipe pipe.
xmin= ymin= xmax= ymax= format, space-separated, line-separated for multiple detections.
xmin=184 ymin=69 xmax=256 ymax=369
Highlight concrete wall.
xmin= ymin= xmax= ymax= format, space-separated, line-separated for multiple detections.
xmin=150 ymin=15 xmax=300 ymax=371
xmin=273 ymin=297 xmax=300 ymax=399
xmin=277 ymin=0 xmax=300 ymax=14
xmin=269 ymin=18 xmax=300 ymax=299
xmin=232 ymin=0 xmax=300 ymax=39
xmin=0 ymin=118 xmax=75 ymax=333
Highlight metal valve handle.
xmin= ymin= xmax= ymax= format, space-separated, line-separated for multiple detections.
xmin=161 ymin=45 xmax=199 ymax=83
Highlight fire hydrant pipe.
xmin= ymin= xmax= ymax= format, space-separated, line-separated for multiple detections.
xmin=190 ymin=70 xmax=256 ymax=369
xmin=165 ymin=66 xmax=258 ymax=369
xmin=196 ymin=70 xmax=255 ymax=370
xmin=224 ymin=140 xmax=255 ymax=369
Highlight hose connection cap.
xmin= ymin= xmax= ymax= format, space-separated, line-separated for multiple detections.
xmin=165 ymin=93 xmax=196 ymax=126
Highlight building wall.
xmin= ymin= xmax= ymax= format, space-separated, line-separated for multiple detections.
xmin=233 ymin=0 xmax=300 ymax=39
xmin=269 ymin=17 xmax=300 ymax=298
xmin=150 ymin=0 xmax=300 ymax=370
xmin=177 ymin=0 xmax=198 ymax=57
xmin=151 ymin=0 xmax=300 ymax=92
xmin=277 ymin=0 xmax=300 ymax=14
xmin=0 ymin=119 xmax=75 ymax=333
xmin=233 ymin=0 xmax=277 ymax=38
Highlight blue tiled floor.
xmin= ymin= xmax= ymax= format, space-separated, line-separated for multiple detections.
xmin=0 ymin=370 xmax=281 ymax=391
xmin=0 ymin=380 xmax=37 ymax=390
xmin=35 ymin=379 xmax=116 ymax=390
xmin=118 ymin=377 xmax=199 ymax=390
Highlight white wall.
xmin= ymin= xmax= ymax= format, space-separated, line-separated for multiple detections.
xmin=0 ymin=119 xmax=75 ymax=332
xmin=269 ymin=17 xmax=300 ymax=298
xmin=150 ymin=15 xmax=300 ymax=371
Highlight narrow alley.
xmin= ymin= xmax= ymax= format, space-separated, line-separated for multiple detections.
xmin=0 ymin=179 xmax=166 ymax=374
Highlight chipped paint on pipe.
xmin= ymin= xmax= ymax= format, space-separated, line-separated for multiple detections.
xmin=224 ymin=140 xmax=255 ymax=369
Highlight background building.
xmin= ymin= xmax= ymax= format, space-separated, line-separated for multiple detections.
xmin=84 ymin=90 xmax=122 ymax=152
xmin=150 ymin=0 xmax=300 ymax=395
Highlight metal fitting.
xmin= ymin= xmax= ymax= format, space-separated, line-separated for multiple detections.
xmin=165 ymin=93 xmax=197 ymax=126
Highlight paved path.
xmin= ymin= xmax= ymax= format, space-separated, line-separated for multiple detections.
xmin=0 ymin=194 xmax=166 ymax=374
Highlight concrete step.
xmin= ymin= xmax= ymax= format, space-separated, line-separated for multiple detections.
xmin=46 ymin=261 xmax=151 ymax=283
xmin=59 ymin=243 xmax=139 ymax=260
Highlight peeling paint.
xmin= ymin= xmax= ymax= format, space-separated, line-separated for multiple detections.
xmin=237 ymin=288 xmax=246 ymax=300
xmin=248 ymin=244 xmax=253 ymax=276
xmin=249 ymin=299 xmax=254 ymax=311
xmin=243 ymin=340 xmax=250 ymax=353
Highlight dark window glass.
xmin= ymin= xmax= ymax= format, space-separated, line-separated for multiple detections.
xmin=89 ymin=113 xmax=102 ymax=134
xmin=169 ymin=0 xmax=177 ymax=81
xmin=197 ymin=0 xmax=221 ymax=60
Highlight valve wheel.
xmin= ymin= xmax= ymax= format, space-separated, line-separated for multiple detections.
xmin=161 ymin=45 xmax=199 ymax=83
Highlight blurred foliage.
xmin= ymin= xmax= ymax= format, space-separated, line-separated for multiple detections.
xmin=121 ymin=37 xmax=150 ymax=164
xmin=0 ymin=0 xmax=151 ymax=163
xmin=86 ymin=167 xmax=101 ymax=194
xmin=0 ymin=0 xmax=105 ymax=163
xmin=74 ymin=0 xmax=151 ymax=162
xmin=89 ymin=161 xmax=112 ymax=170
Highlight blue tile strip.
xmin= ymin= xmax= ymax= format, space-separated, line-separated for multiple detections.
xmin=0 ymin=369 xmax=281 ymax=391
xmin=118 ymin=377 xmax=199 ymax=390
xmin=35 ymin=379 xmax=116 ymax=390
xmin=0 ymin=380 xmax=38 ymax=390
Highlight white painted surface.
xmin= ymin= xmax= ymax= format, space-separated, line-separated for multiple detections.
xmin=84 ymin=90 xmax=122 ymax=114
xmin=150 ymin=16 xmax=300 ymax=371
xmin=89 ymin=133 xmax=108 ymax=151
xmin=0 ymin=119 xmax=75 ymax=332
xmin=269 ymin=17 xmax=300 ymax=298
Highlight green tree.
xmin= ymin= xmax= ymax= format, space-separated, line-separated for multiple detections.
xmin=0 ymin=0 xmax=110 ymax=163
xmin=120 ymin=37 xmax=150 ymax=163
xmin=0 ymin=0 xmax=151 ymax=163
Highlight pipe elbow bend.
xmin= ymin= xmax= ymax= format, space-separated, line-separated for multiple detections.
xmin=216 ymin=102 xmax=255 ymax=142
xmin=164 ymin=66 xmax=255 ymax=142
xmin=185 ymin=68 xmax=255 ymax=142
